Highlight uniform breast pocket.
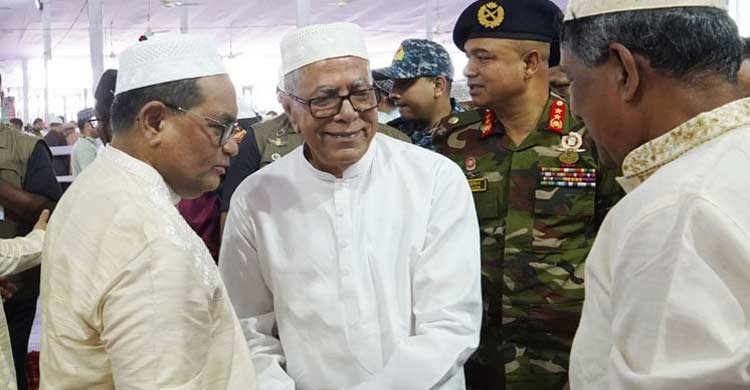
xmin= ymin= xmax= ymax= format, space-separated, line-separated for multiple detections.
xmin=532 ymin=187 xmax=595 ymax=251
xmin=472 ymin=182 xmax=500 ymax=221
xmin=0 ymin=167 xmax=23 ymax=187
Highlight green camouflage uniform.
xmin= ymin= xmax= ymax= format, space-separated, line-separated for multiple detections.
xmin=433 ymin=94 xmax=622 ymax=390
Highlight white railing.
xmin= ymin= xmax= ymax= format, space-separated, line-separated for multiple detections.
xmin=49 ymin=146 xmax=74 ymax=183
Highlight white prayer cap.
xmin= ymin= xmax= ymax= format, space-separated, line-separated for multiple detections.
xmin=565 ymin=0 xmax=725 ymax=21
xmin=280 ymin=22 xmax=369 ymax=76
xmin=115 ymin=34 xmax=227 ymax=95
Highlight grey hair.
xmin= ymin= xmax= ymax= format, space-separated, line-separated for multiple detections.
xmin=282 ymin=59 xmax=374 ymax=95
xmin=562 ymin=7 xmax=742 ymax=83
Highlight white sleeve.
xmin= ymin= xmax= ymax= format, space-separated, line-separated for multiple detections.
xmin=219 ymin=191 xmax=295 ymax=390
xmin=607 ymin=198 xmax=750 ymax=389
xmin=0 ymin=229 xmax=44 ymax=277
xmin=351 ymin=161 xmax=483 ymax=390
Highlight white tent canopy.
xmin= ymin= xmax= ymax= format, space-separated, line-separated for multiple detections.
xmin=7 ymin=0 xmax=749 ymax=121
xmin=1 ymin=0 xmax=498 ymax=121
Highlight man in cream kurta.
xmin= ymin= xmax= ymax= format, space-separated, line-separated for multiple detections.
xmin=41 ymin=34 xmax=256 ymax=389
xmin=560 ymin=0 xmax=750 ymax=388
xmin=220 ymin=23 xmax=482 ymax=390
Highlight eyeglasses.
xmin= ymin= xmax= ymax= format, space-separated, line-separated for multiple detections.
xmin=162 ymin=102 xmax=239 ymax=146
xmin=88 ymin=117 xmax=99 ymax=128
xmin=284 ymin=88 xmax=380 ymax=119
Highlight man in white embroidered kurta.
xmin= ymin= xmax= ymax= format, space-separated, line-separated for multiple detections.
xmin=220 ymin=22 xmax=482 ymax=390
xmin=41 ymin=34 xmax=257 ymax=388
xmin=560 ymin=0 xmax=750 ymax=388
xmin=0 ymin=211 xmax=48 ymax=390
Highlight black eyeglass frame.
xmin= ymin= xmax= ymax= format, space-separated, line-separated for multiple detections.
xmin=282 ymin=88 xmax=381 ymax=119
xmin=162 ymin=101 xmax=239 ymax=146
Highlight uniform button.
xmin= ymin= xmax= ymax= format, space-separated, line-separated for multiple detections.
xmin=340 ymin=241 xmax=349 ymax=248
xmin=342 ymin=266 xmax=351 ymax=276
xmin=336 ymin=208 xmax=345 ymax=217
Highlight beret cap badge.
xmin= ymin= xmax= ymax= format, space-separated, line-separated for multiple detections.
xmin=477 ymin=2 xmax=505 ymax=29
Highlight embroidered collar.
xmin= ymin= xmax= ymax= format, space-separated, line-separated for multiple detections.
xmin=617 ymin=98 xmax=750 ymax=193
xmin=100 ymin=146 xmax=181 ymax=205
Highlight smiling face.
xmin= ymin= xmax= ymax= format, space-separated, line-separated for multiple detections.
xmin=286 ymin=56 xmax=378 ymax=177
xmin=462 ymin=38 xmax=531 ymax=108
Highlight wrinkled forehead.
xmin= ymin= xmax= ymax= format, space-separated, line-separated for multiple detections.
xmin=299 ymin=56 xmax=372 ymax=91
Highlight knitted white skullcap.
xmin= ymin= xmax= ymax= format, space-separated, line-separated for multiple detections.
xmin=280 ymin=22 xmax=369 ymax=76
xmin=565 ymin=0 xmax=725 ymax=21
xmin=115 ymin=34 xmax=227 ymax=95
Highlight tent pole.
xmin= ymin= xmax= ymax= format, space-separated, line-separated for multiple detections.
xmin=425 ymin=0 xmax=436 ymax=40
xmin=22 ymin=59 xmax=29 ymax=122
xmin=296 ymin=0 xmax=310 ymax=27
xmin=180 ymin=6 xmax=189 ymax=33
xmin=42 ymin=0 xmax=51 ymax=121
xmin=88 ymin=0 xmax=104 ymax=95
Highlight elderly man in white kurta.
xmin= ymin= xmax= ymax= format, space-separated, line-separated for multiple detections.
xmin=41 ymin=35 xmax=257 ymax=389
xmin=220 ymin=22 xmax=482 ymax=390
xmin=560 ymin=0 xmax=750 ymax=389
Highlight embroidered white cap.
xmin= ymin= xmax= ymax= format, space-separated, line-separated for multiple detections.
xmin=280 ymin=22 xmax=369 ymax=76
xmin=115 ymin=34 xmax=227 ymax=95
xmin=564 ymin=0 xmax=726 ymax=21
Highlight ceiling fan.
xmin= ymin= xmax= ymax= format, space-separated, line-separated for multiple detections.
xmin=142 ymin=0 xmax=170 ymax=38
xmin=224 ymin=26 xmax=244 ymax=59
xmin=161 ymin=0 xmax=205 ymax=7
xmin=106 ymin=21 xmax=117 ymax=59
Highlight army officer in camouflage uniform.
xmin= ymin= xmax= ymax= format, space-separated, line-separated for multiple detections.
xmin=432 ymin=1 xmax=623 ymax=389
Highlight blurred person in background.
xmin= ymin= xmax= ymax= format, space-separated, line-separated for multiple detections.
xmin=0 ymin=72 xmax=60 ymax=390
xmin=8 ymin=119 xmax=23 ymax=132
xmin=70 ymin=108 xmax=99 ymax=177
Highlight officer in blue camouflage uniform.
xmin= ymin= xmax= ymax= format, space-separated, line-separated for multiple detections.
xmin=373 ymin=39 xmax=464 ymax=150
xmin=431 ymin=1 xmax=623 ymax=389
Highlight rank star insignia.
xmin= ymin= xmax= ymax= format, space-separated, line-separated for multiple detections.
xmin=477 ymin=2 xmax=504 ymax=29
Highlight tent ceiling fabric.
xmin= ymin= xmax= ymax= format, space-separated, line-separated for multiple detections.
xmin=0 ymin=0 xmax=460 ymax=63
xmin=0 ymin=0 xmax=568 ymax=64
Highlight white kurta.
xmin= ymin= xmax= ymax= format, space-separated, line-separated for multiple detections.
xmin=41 ymin=146 xmax=257 ymax=389
xmin=220 ymin=134 xmax=482 ymax=390
xmin=570 ymin=98 xmax=750 ymax=389
xmin=0 ymin=229 xmax=44 ymax=390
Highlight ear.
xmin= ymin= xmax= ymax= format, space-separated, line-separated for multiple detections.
xmin=137 ymin=101 xmax=168 ymax=147
xmin=608 ymin=43 xmax=640 ymax=102
xmin=433 ymin=76 xmax=449 ymax=98
xmin=284 ymin=102 xmax=302 ymax=133
xmin=522 ymin=49 xmax=544 ymax=79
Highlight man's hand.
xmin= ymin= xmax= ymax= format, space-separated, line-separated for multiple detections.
xmin=0 ymin=278 xmax=18 ymax=302
xmin=34 ymin=209 xmax=50 ymax=231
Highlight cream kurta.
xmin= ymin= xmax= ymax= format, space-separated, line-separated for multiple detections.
xmin=570 ymin=98 xmax=750 ymax=389
xmin=0 ymin=229 xmax=44 ymax=390
xmin=220 ymin=134 xmax=482 ymax=390
xmin=41 ymin=147 xmax=256 ymax=389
